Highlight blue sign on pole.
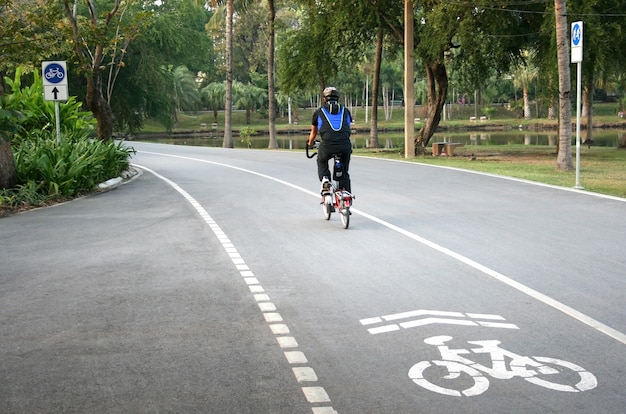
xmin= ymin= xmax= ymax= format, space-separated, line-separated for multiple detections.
xmin=571 ymin=21 xmax=583 ymax=63
xmin=43 ymin=62 xmax=65 ymax=84
xmin=572 ymin=23 xmax=582 ymax=46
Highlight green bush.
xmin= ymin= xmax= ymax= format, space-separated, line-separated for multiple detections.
xmin=14 ymin=130 xmax=134 ymax=198
xmin=0 ymin=67 xmax=135 ymax=212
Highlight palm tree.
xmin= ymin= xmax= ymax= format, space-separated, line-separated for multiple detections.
xmin=171 ymin=65 xmax=201 ymax=126
xmin=267 ymin=0 xmax=278 ymax=149
xmin=554 ymin=0 xmax=573 ymax=170
xmin=223 ymin=0 xmax=234 ymax=148
xmin=201 ymin=82 xmax=226 ymax=123
xmin=512 ymin=51 xmax=539 ymax=120
xmin=233 ymin=82 xmax=266 ymax=125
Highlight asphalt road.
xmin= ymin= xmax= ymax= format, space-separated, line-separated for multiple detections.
xmin=1 ymin=141 xmax=625 ymax=414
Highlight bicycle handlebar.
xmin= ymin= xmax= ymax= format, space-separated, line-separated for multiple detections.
xmin=305 ymin=140 xmax=319 ymax=159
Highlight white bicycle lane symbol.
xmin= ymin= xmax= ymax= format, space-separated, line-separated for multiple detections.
xmin=408 ymin=335 xmax=598 ymax=397
xmin=45 ymin=67 xmax=64 ymax=81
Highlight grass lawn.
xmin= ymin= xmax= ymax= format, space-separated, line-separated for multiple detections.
xmin=359 ymin=145 xmax=626 ymax=198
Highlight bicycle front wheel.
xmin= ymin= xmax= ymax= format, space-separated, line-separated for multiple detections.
xmin=322 ymin=201 xmax=331 ymax=220
xmin=340 ymin=207 xmax=350 ymax=229
xmin=523 ymin=356 xmax=597 ymax=392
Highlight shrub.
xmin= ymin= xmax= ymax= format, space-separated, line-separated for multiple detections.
xmin=14 ymin=130 xmax=134 ymax=198
xmin=0 ymin=66 xmax=135 ymax=213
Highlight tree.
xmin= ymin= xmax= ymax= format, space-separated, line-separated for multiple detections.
xmin=570 ymin=0 xmax=626 ymax=146
xmin=233 ymin=81 xmax=266 ymax=124
xmin=62 ymin=0 xmax=136 ymax=140
xmin=267 ymin=0 xmax=278 ymax=149
xmin=201 ymin=82 xmax=226 ymax=123
xmin=512 ymin=51 xmax=539 ymax=120
xmin=171 ymin=65 xmax=201 ymax=125
xmin=111 ymin=0 xmax=213 ymax=133
xmin=0 ymin=103 xmax=20 ymax=189
xmin=410 ymin=1 xmax=535 ymax=149
xmin=224 ymin=0 xmax=234 ymax=147
xmin=369 ymin=28 xmax=383 ymax=149
xmin=554 ymin=0 xmax=573 ymax=170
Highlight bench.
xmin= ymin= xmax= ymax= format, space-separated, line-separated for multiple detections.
xmin=432 ymin=142 xmax=464 ymax=156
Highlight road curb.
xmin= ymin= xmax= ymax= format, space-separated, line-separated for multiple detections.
xmin=97 ymin=166 xmax=142 ymax=192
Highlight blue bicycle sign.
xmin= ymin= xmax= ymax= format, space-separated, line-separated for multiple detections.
xmin=42 ymin=61 xmax=67 ymax=85
xmin=44 ymin=64 xmax=65 ymax=83
xmin=572 ymin=23 xmax=582 ymax=47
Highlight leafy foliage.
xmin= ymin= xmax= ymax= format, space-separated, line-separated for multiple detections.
xmin=0 ymin=67 xmax=134 ymax=212
xmin=14 ymin=130 xmax=134 ymax=198
xmin=3 ymin=68 xmax=95 ymax=145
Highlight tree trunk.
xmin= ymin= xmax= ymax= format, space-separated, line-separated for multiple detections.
xmin=523 ymin=86 xmax=531 ymax=120
xmin=416 ymin=60 xmax=448 ymax=149
xmin=86 ymin=71 xmax=115 ymax=141
xmin=223 ymin=0 xmax=234 ymax=148
xmin=0 ymin=138 xmax=17 ymax=190
xmin=369 ymin=28 xmax=383 ymax=149
xmin=554 ymin=0 xmax=573 ymax=170
xmin=267 ymin=0 xmax=278 ymax=149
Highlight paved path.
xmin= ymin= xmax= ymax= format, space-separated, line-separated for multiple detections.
xmin=1 ymin=142 xmax=625 ymax=413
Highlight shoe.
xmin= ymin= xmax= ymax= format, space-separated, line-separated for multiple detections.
xmin=320 ymin=177 xmax=332 ymax=194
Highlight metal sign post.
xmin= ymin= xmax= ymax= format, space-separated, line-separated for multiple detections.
xmin=571 ymin=22 xmax=583 ymax=189
xmin=42 ymin=61 xmax=69 ymax=144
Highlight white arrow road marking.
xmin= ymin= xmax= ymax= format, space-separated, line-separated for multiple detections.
xmin=360 ymin=310 xmax=519 ymax=334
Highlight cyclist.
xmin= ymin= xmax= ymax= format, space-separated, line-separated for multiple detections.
xmin=307 ymin=86 xmax=353 ymax=194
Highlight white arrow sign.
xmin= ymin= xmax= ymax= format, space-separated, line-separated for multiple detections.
xmin=44 ymin=85 xmax=68 ymax=101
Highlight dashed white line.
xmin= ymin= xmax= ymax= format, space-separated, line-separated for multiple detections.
xmin=135 ymin=164 xmax=339 ymax=414
xmin=285 ymin=351 xmax=308 ymax=364
xmin=302 ymin=386 xmax=331 ymax=403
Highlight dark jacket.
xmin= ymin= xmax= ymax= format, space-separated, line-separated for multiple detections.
xmin=311 ymin=103 xmax=352 ymax=145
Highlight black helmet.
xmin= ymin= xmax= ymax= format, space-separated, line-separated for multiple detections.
xmin=323 ymin=87 xmax=339 ymax=100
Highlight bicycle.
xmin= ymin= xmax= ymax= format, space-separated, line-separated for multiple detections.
xmin=306 ymin=140 xmax=354 ymax=229
xmin=408 ymin=335 xmax=597 ymax=397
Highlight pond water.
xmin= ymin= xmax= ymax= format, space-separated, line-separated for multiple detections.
xmin=134 ymin=129 xmax=626 ymax=150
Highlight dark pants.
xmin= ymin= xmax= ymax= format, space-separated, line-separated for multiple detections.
xmin=317 ymin=141 xmax=352 ymax=192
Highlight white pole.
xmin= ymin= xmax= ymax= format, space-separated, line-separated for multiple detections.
xmin=55 ymin=101 xmax=61 ymax=144
xmin=365 ymin=76 xmax=369 ymax=123
xmin=574 ymin=61 xmax=583 ymax=189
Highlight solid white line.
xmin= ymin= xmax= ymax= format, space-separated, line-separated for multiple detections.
xmin=134 ymin=154 xmax=626 ymax=346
